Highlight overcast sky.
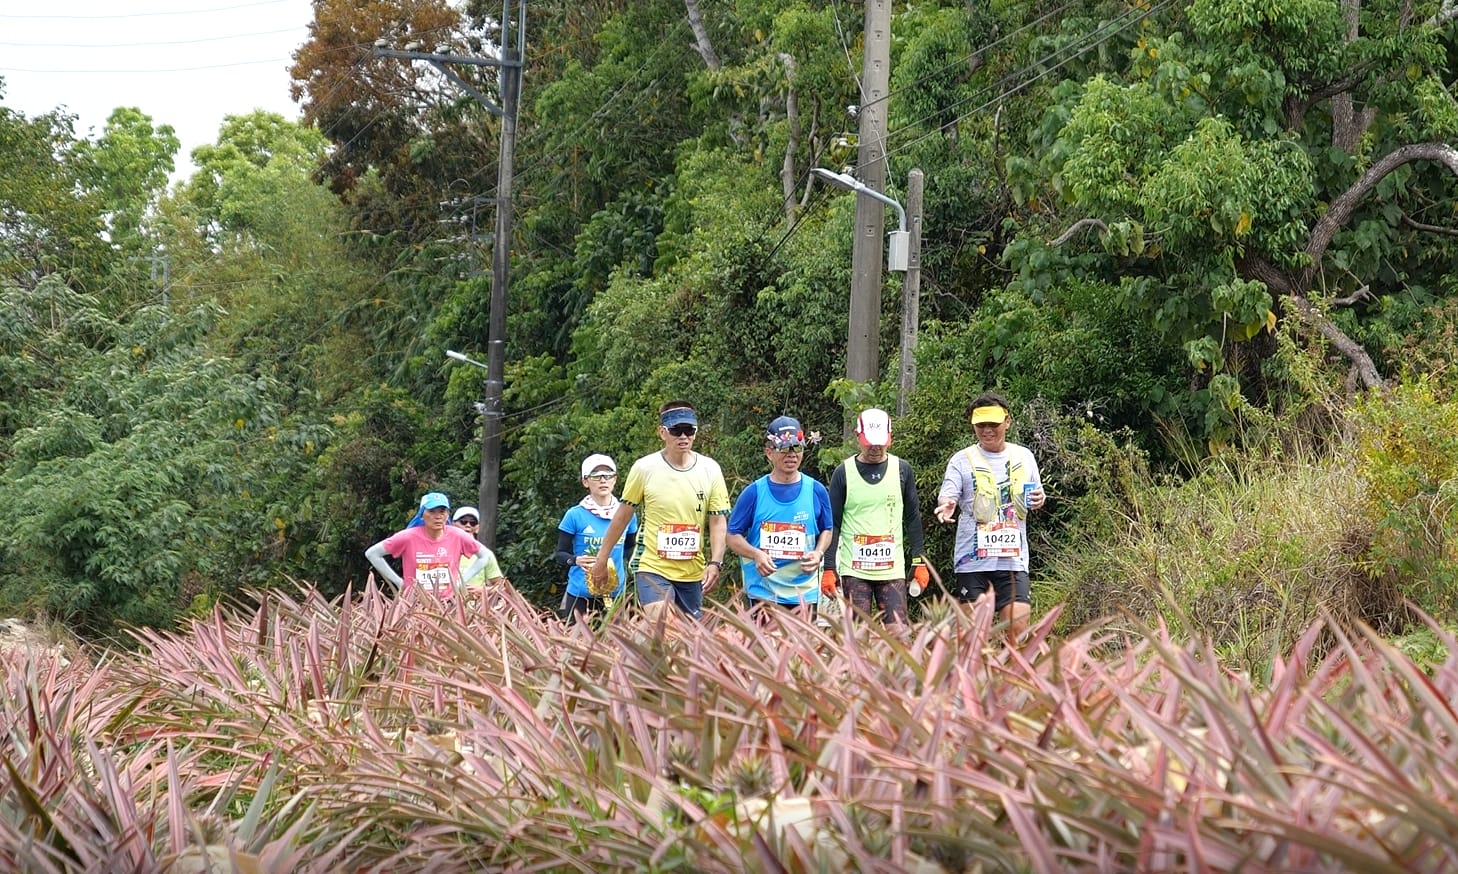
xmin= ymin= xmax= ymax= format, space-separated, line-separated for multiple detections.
xmin=0 ymin=0 xmax=314 ymax=181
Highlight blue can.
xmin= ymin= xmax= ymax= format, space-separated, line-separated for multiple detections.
xmin=1022 ymin=482 xmax=1036 ymax=513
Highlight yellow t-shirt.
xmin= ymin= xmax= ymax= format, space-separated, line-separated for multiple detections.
xmin=621 ymin=450 xmax=730 ymax=582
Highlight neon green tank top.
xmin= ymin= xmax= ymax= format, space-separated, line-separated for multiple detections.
xmin=836 ymin=454 xmax=905 ymax=581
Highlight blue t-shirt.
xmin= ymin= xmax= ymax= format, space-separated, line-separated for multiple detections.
xmin=728 ymin=475 xmax=833 ymax=604
xmin=559 ymin=504 xmax=638 ymax=598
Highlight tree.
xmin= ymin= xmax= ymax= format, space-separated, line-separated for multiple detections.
xmin=73 ymin=107 xmax=179 ymax=252
xmin=1006 ymin=0 xmax=1458 ymax=438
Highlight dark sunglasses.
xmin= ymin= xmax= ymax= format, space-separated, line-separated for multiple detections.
xmin=585 ymin=473 xmax=616 ymax=482
xmin=456 ymin=518 xmax=479 ymax=526
xmin=666 ymin=424 xmax=697 ymax=437
xmin=769 ymin=443 xmax=806 ymax=453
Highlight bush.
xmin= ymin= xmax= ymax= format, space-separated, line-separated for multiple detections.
xmin=4 ymin=586 xmax=1458 ymax=870
xmin=1354 ymin=380 xmax=1458 ymax=618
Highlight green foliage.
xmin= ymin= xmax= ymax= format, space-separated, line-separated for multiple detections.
xmin=1354 ymin=381 xmax=1458 ymax=616
xmin=0 ymin=280 xmax=324 ymax=637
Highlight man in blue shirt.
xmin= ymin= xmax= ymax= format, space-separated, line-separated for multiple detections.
xmin=726 ymin=416 xmax=834 ymax=617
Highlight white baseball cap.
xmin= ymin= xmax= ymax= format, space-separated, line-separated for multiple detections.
xmin=580 ymin=453 xmax=617 ymax=477
xmin=452 ymin=506 xmax=480 ymax=522
xmin=856 ymin=408 xmax=892 ymax=448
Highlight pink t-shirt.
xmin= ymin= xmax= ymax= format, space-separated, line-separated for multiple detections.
xmin=380 ymin=525 xmax=483 ymax=599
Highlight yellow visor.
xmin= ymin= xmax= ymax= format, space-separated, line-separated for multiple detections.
xmin=970 ymin=405 xmax=1007 ymax=425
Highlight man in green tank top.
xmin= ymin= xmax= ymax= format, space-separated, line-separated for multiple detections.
xmin=821 ymin=408 xmax=929 ymax=625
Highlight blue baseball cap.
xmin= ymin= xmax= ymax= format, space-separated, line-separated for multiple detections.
xmin=661 ymin=407 xmax=698 ymax=428
xmin=766 ymin=416 xmax=804 ymax=448
xmin=420 ymin=492 xmax=450 ymax=511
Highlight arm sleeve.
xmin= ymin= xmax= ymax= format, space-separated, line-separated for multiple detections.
xmin=812 ymin=481 xmax=834 ymax=533
xmin=726 ymin=489 xmax=758 ymax=536
xmin=900 ymin=459 xmax=926 ymax=558
xmin=824 ymin=463 xmax=846 ymax=572
xmin=365 ymin=541 xmax=404 ymax=589
xmin=553 ymin=529 xmax=576 ymax=566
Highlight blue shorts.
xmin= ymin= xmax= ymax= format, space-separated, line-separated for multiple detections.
xmin=636 ymin=571 xmax=703 ymax=620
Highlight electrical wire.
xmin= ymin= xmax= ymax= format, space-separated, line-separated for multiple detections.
xmin=0 ymin=0 xmax=292 ymax=19
xmin=0 ymin=28 xmax=303 ymax=50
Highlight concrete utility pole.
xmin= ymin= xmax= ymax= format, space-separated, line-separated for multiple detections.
xmin=897 ymin=169 xmax=924 ymax=416
xmin=847 ymin=0 xmax=893 ymax=389
xmin=375 ymin=1 xmax=525 ymax=549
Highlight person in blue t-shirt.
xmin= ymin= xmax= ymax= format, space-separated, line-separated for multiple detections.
xmin=726 ymin=416 xmax=834 ymax=618
xmin=556 ymin=454 xmax=639 ymax=623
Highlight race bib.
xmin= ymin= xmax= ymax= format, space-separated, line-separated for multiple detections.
xmin=850 ymin=533 xmax=897 ymax=571
xmin=759 ymin=522 xmax=807 ymax=560
xmin=975 ymin=521 xmax=1023 ymax=559
xmin=657 ymin=523 xmax=701 ymax=560
xmin=417 ymin=564 xmax=453 ymax=595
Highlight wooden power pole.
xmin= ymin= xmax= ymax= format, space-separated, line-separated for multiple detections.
xmin=847 ymin=0 xmax=893 ymax=390
xmin=375 ymin=1 xmax=524 ymax=548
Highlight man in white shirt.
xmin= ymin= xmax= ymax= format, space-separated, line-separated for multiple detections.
xmin=933 ymin=392 xmax=1046 ymax=640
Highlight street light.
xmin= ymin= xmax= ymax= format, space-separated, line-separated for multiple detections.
xmin=813 ymin=167 xmax=925 ymax=417
xmin=445 ymin=348 xmax=500 ymax=546
xmin=446 ymin=348 xmax=488 ymax=370
xmin=811 ymin=168 xmax=909 ymax=271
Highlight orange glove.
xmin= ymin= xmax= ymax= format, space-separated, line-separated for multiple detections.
xmin=820 ymin=569 xmax=839 ymax=597
xmin=910 ymin=560 xmax=930 ymax=597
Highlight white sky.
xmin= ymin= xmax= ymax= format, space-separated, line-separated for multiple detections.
xmin=0 ymin=0 xmax=314 ymax=181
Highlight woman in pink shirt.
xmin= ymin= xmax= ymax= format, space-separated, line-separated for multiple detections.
xmin=365 ymin=492 xmax=491 ymax=600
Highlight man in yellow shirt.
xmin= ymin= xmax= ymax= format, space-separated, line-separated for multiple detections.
xmin=590 ymin=401 xmax=730 ymax=620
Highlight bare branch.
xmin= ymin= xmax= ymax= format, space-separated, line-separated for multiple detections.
xmin=683 ymin=0 xmax=720 ymax=71
xmin=1427 ymin=0 xmax=1458 ymax=26
xmin=1401 ymin=213 xmax=1458 ymax=236
xmin=1299 ymin=143 xmax=1458 ymax=289
xmin=1331 ymin=285 xmax=1372 ymax=307
xmin=779 ymin=53 xmax=800 ymax=222
xmin=1236 ymin=251 xmax=1384 ymax=391
xmin=1048 ymin=218 xmax=1107 ymax=247
xmin=1284 ymin=294 xmax=1387 ymax=392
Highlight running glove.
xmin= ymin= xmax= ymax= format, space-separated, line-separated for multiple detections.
xmin=820 ymin=569 xmax=838 ymax=597
xmin=910 ymin=559 xmax=930 ymax=597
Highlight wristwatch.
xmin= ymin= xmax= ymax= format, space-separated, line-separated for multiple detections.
xmin=705 ymin=560 xmax=723 ymax=568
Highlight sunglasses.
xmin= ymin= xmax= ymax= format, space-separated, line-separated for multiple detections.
xmin=456 ymin=518 xmax=479 ymax=526
xmin=585 ymin=473 xmax=616 ymax=482
xmin=769 ymin=443 xmax=806 ymax=453
xmin=666 ymin=424 xmax=697 ymax=437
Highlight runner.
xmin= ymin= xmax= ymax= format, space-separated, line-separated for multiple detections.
xmin=822 ymin=408 xmax=930 ymax=625
xmin=450 ymin=506 xmax=510 ymax=590
xmin=933 ymin=391 xmax=1046 ymax=640
xmin=365 ymin=492 xmax=492 ymax=600
xmin=556 ymin=454 xmax=639 ymax=624
xmin=726 ymin=416 xmax=833 ymax=618
xmin=590 ymin=401 xmax=730 ymax=621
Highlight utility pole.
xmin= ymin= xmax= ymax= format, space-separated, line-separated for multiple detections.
xmin=847 ymin=0 xmax=893 ymax=391
xmin=897 ymin=169 xmax=923 ymax=416
xmin=374 ymin=1 xmax=524 ymax=549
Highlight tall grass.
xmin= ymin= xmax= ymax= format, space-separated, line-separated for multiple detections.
xmin=2 ymin=581 xmax=1457 ymax=870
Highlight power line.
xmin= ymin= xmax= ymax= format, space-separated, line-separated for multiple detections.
xmin=881 ymin=0 xmax=1177 ymax=162
xmin=0 ymin=0 xmax=291 ymax=20
xmin=857 ymin=0 xmax=1085 ymax=118
xmin=1 ymin=58 xmax=291 ymax=74
xmin=0 ymin=27 xmax=303 ymax=49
